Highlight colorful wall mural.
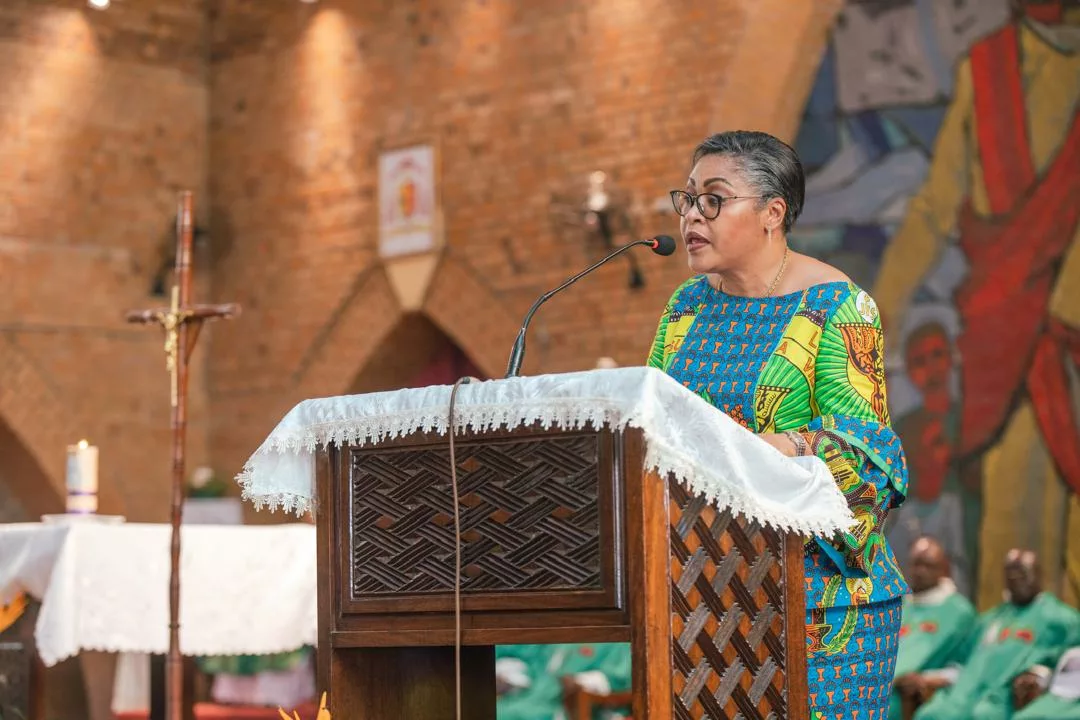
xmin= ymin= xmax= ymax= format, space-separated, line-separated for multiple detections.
xmin=791 ymin=0 xmax=1080 ymax=608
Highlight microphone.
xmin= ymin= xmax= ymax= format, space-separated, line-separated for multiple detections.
xmin=504 ymin=235 xmax=676 ymax=378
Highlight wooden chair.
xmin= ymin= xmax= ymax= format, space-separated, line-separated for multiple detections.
xmin=563 ymin=681 xmax=633 ymax=720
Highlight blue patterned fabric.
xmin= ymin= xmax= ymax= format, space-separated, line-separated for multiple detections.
xmin=804 ymin=417 xmax=909 ymax=610
xmin=664 ymin=278 xmax=805 ymax=429
xmin=807 ymin=596 xmax=903 ymax=719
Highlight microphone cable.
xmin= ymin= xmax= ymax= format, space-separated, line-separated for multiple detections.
xmin=447 ymin=374 xmax=479 ymax=720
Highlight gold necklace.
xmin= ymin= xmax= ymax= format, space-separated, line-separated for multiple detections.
xmin=719 ymin=246 xmax=790 ymax=297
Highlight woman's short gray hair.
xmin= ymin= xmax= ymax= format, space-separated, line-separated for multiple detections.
xmin=692 ymin=131 xmax=806 ymax=234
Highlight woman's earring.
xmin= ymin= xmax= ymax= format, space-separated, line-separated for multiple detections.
xmin=767 ymin=226 xmax=773 ymax=242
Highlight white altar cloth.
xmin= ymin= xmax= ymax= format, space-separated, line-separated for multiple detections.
xmin=0 ymin=521 xmax=317 ymax=666
xmin=237 ymin=366 xmax=856 ymax=536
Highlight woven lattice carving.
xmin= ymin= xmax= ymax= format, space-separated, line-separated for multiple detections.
xmin=670 ymin=481 xmax=791 ymax=719
xmin=350 ymin=434 xmax=602 ymax=597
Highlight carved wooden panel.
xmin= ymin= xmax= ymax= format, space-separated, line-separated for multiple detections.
xmin=669 ymin=481 xmax=793 ymax=719
xmin=346 ymin=430 xmax=622 ymax=612
xmin=0 ymin=642 xmax=32 ymax=720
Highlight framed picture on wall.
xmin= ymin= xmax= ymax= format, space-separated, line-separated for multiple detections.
xmin=377 ymin=144 xmax=440 ymax=258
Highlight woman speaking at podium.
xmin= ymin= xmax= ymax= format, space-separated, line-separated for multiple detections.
xmin=647 ymin=130 xmax=909 ymax=720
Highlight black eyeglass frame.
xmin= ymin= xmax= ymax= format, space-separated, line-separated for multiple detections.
xmin=669 ymin=190 xmax=765 ymax=220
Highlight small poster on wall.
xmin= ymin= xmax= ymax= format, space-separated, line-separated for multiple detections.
xmin=378 ymin=144 xmax=440 ymax=258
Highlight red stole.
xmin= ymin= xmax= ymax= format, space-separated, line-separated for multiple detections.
xmin=954 ymin=23 xmax=1080 ymax=494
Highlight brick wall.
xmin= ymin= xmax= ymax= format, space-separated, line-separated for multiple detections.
xmin=0 ymin=0 xmax=210 ymax=521
xmin=0 ymin=0 xmax=839 ymax=523
xmin=207 ymin=0 xmax=841 ymax=516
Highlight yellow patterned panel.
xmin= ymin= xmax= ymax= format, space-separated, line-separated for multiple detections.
xmin=774 ymin=314 xmax=822 ymax=387
xmin=754 ymin=385 xmax=791 ymax=433
xmin=838 ymin=323 xmax=888 ymax=422
xmin=663 ymin=312 xmax=698 ymax=361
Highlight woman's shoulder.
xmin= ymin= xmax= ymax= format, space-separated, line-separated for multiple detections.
xmin=788 ymin=257 xmax=883 ymax=325
xmin=801 ymin=282 xmax=883 ymax=330
xmin=790 ymin=255 xmax=881 ymax=302
xmin=788 ymin=253 xmax=853 ymax=290
xmin=664 ymin=274 xmax=711 ymax=304
xmin=652 ymin=276 xmax=710 ymax=322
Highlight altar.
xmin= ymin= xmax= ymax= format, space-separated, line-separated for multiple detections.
xmin=0 ymin=521 xmax=317 ymax=718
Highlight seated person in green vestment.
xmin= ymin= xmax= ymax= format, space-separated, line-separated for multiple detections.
xmin=1012 ymin=646 xmax=1080 ymax=719
xmin=495 ymin=643 xmax=631 ymax=720
xmin=891 ymin=536 xmax=976 ymax=720
xmin=912 ymin=549 xmax=1080 ymax=720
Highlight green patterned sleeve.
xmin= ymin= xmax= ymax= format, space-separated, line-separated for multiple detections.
xmin=646 ymin=278 xmax=697 ymax=370
xmin=647 ymin=302 xmax=671 ymax=369
xmin=802 ymin=287 xmax=909 ymax=576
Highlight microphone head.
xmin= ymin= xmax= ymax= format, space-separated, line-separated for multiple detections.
xmin=650 ymin=235 xmax=677 ymax=256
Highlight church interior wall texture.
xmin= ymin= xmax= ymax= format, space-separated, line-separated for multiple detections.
xmin=8 ymin=0 xmax=1074 ymax=617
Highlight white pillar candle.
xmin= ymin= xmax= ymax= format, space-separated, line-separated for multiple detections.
xmin=65 ymin=440 xmax=99 ymax=514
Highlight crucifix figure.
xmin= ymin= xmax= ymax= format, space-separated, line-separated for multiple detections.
xmin=126 ymin=191 xmax=239 ymax=720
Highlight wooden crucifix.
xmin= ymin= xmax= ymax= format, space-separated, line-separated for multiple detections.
xmin=126 ymin=191 xmax=240 ymax=720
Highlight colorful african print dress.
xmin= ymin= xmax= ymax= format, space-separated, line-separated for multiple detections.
xmin=648 ymin=278 xmax=910 ymax=720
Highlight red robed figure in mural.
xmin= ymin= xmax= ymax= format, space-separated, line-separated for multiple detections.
xmin=955 ymin=13 xmax=1080 ymax=495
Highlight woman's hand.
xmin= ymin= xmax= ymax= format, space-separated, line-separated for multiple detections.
xmin=759 ymin=432 xmax=798 ymax=457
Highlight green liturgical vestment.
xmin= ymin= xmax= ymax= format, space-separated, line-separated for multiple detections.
xmin=915 ymin=593 xmax=1080 ymax=720
xmin=1014 ymin=647 xmax=1080 ymax=720
xmin=1015 ymin=691 xmax=1080 ymax=719
xmin=496 ymin=643 xmax=631 ymax=720
xmin=889 ymin=582 xmax=976 ymax=720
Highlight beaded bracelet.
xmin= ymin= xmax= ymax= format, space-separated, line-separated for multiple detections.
xmin=784 ymin=430 xmax=808 ymax=457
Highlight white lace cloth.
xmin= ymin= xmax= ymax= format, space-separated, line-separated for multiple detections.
xmin=0 ymin=522 xmax=317 ymax=666
xmin=237 ymin=367 xmax=856 ymax=537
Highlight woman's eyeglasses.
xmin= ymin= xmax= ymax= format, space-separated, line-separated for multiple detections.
xmin=669 ymin=190 xmax=763 ymax=220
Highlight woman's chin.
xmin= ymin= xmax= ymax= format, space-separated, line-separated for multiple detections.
xmin=686 ymin=252 xmax=719 ymax=275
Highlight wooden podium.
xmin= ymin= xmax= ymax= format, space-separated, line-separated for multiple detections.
xmin=314 ymin=419 xmax=809 ymax=719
